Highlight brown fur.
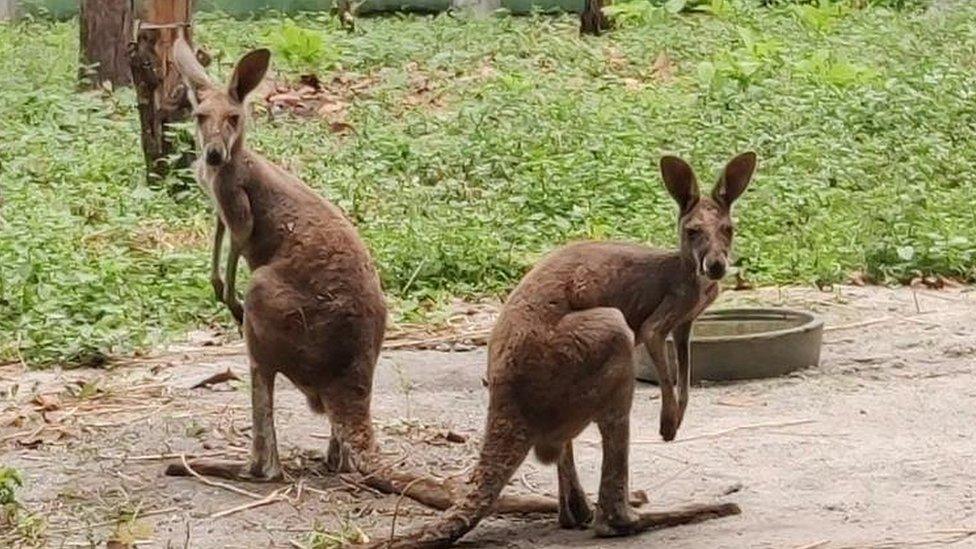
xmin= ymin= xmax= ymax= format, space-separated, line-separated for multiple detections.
xmin=162 ymin=39 xmax=568 ymax=519
xmin=374 ymin=153 xmax=755 ymax=547
xmin=163 ymin=37 xmax=385 ymax=481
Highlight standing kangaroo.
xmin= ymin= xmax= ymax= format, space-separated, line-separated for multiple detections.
xmin=375 ymin=153 xmax=754 ymax=547
xmin=162 ymin=39 xmax=564 ymax=518
xmin=163 ymin=38 xmax=386 ymax=480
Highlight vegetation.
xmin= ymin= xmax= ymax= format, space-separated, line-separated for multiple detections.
xmin=2 ymin=1 xmax=975 ymax=366
xmin=0 ymin=466 xmax=22 ymax=524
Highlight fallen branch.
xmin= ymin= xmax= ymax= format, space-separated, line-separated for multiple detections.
xmin=210 ymin=487 xmax=290 ymax=519
xmin=631 ymin=419 xmax=816 ymax=445
xmin=47 ymin=507 xmax=183 ymax=534
xmin=0 ymin=426 xmax=44 ymax=444
xmin=100 ymin=450 xmax=241 ymax=461
xmin=175 ymin=454 xmax=264 ymax=500
xmin=823 ymin=317 xmax=891 ymax=333
xmin=389 ymin=475 xmax=430 ymax=541
xmin=382 ymin=329 xmax=491 ymax=350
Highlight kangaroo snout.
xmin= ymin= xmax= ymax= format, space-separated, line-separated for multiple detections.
xmin=704 ymin=255 xmax=727 ymax=280
xmin=205 ymin=146 xmax=226 ymax=167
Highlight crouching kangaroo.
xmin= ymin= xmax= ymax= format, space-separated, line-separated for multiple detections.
xmin=375 ymin=152 xmax=755 ymax=547
xmin=162 ymin=38 xmax=386 ymax=481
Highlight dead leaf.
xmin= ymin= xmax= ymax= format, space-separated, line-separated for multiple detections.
xmin=622 ymin=78 xmax=643 ymax=91
xmin=630 ymin=489 xmax=649 ymax=505
xmin=436 ymin=430 xmax=468 ymax=444
xmin=299 ymin=73 xmax=322 ymax=90
xmin=733 ymin=271 xmax=753 ymax=291
xmin=17 ymin=437 xmax=43 ymax=449
xmin=268 ymin=92 xmax=303 ymax=106
xmin=190 ymin=368 xmax=241 ymax=389
xmin=604 ymin=46 xmax=628 ymax=71
xmin=296 ymin=85 xmax=319 ymax=98
xmin=317 ymin=100 xmax=349 ymax=116
xmin=723 ymin=482 xmax=744 ymax=495
xmin=921 ymin=275 xmax=946 ymax=289
xmin=32 ymin=393 xmax=61 ymax=411
xmin=650 ymin=51 xmax=676 ymax=82
xmin=848 ymin=271 xmax=871 ymax=286
xmin=328 ymin=122 xmax=356 ymax=135
xmin=476 ymin=59 xmax=496 ymax=79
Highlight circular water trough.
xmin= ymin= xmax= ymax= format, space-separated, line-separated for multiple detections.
xmin=634 ymin=308 xmax=824 ymax=384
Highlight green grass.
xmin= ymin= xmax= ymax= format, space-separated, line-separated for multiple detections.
xmin=2 ymin=2 xmax=976 ymax=366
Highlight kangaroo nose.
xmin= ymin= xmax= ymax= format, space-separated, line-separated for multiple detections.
xmin=205 ymin=148 xmax=224 ymax=166
xmin=705 ymin=259 xmax=726 ymax=280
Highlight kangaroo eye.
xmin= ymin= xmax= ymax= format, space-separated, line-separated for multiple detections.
xmin=685 ymin=228 xmax=701 ymax=239
xmin=195 ymin=113 xmax=207 ymax=122
xmin=227 ymin=115 xmax=241 ymax=127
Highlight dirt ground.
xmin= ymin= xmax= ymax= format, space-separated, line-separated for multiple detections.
xmin=2 ymin=285 xmax=976 ymax=549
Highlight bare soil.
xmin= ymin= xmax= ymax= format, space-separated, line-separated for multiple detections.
xmin=2 ymin=285 xmax=975 ymax=548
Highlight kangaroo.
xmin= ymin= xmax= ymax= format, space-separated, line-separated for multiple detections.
xmin=162 ymin=37 xmax=387 ymax=481
xmin=162 ymin=38 xmax=567 ymax=519
xmin=374 ymin=152 xmax=754 ymax=547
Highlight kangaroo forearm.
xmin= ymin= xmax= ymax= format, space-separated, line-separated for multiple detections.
xmin=210 ymin=217 xmax=225 ymax=298
xmin=223 ymin=246 xmax=244 ymax=324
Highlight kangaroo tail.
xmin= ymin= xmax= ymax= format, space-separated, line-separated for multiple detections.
xmin=365 ymin=415 xmax=534 ymax=548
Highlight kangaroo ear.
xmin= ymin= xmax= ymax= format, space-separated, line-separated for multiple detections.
xmin=712 ymin=151 xmax=757 ymax=209
xmin=228 ymin=48 xmax=271 ymax=103
xmin=172 ymin=35 xmax=213 ymax=104
xmin=660 ymin=155 xmax=700 ymax=213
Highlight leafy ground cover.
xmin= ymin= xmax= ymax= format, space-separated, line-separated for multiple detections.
xmin=1 ymin=0 xmax=975 ymax=366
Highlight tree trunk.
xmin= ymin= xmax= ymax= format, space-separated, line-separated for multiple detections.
xmin=79 ymin=0 xmax=133 ymax=88
xmin=128 ymin=0 xmax=195 ymax=185
xmin=0 ymin=0 xmax=17 ymax=21
xmin=580 ymin=0 xmax=611 ymax=36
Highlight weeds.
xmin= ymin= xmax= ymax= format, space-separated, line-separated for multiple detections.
xmin=0 ymin=467 xmax=22 ymax=524
xmin=2 ymin=3 xmax=976 ymax=366
xmin=301 ymin=520 xmax=370 ymax=548
xmin=0 ymin=467 xmax=44 ymax=544
xmin=267 ymin=21 xmax=338 ymax=73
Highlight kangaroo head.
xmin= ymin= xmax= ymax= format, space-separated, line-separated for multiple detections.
xmin=173 ymin=37 xmax=270 ymax=168
xmin=659 ymin=152 xmax=757 ymax=281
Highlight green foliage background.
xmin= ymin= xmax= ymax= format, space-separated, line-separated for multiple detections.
xmin=2 ymin=1 xmax=975 ymax=366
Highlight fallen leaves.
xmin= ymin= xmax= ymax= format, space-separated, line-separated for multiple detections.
xmin=611 ymin=50 xmax=679 ymax=91
xmin=264 ymin=71 xmax=379 ymax=134
xmin=31 ymin=393 xmax=61 ymax=412
xmin=400 ymin=62 xmax=447 ymax=111
xmin=649 ymin=51 xmax=677 ymax=82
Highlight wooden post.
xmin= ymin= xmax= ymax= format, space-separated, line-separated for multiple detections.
xmin=335 ymin=0 xmax=354 ymax=30
xmin=580 ymin=0 xmax=611 ymax=36
xmin=128 ymin=0 xmax=195 ymax=184
xmin=79 ymin=0 xmax=133 ymax=88
xmin=0 ymin=0 xmax=17 ymax=21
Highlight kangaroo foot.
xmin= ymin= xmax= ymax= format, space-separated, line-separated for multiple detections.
xmin=594 ymin=506 xmax=643 ymax=537
xmin=558 ymin=491 xmax=593 ymax=529
xmin=326 ymin=436 xmax=355 ymax=474
xmin=594 ymin=502 xmax=741 ymax=537
xmin=165 ymin=458 xmax=283 ymax=482
xmin=659 ymin=401 xmax=680 ymax=442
